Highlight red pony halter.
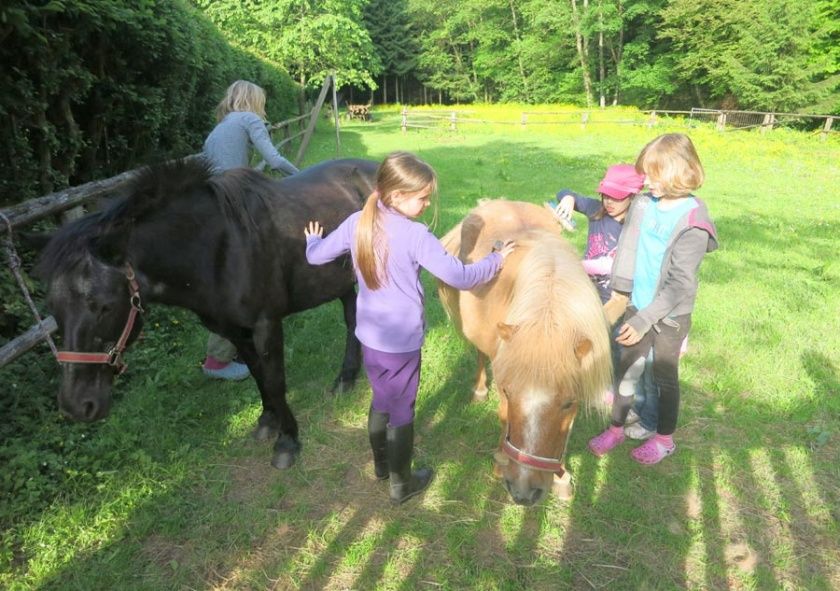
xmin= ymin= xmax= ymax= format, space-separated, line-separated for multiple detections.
xmin=501 ymin=423 xmax=568 ymax=477
xmin=55 ymin=264 xmax=143 ymax=375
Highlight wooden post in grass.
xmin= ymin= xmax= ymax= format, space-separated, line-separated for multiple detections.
xmin=716 ymin=111 xmax=727 ymax=131
xmin=647 ymin=110 xmax=657 ymax=128
xmin=521 ymin=112 xmax=527 ymax=127
xmin=581 ymin=111 xmax=589 ymax=129
xmin=821 ymin=117 xmax=834 ymax=141
xmin=760 ymin=113 xmax=775 ymax=134
xmin=450 ymin=111 xmax=457 ymax=131
xmin=401 ymin=107 xmax=407 ymax=133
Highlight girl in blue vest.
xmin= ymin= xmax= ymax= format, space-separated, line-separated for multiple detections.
xmin=589 ymin=134 xmax=718 ymax=464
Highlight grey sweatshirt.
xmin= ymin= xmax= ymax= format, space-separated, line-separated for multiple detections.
xmin=202 ymin=111 xmax=298 ymax=175
xmin=610 ymin=193 xmax=718 ymax=336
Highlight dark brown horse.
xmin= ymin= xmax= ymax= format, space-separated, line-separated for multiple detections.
xmin=439 ymin=200 xmax=612 ymax=505
xmin=34 ymin=157 xmax=378 ymax=470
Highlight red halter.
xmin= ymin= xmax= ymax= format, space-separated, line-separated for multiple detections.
xmin=55 ymin=264 xmax=143 ymax=375
xmin=501 ymin=425 xmax=566 ymax=475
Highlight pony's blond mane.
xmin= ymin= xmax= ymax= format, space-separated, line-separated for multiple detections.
xmin=492 ymin=231 xmax=612 ymax=409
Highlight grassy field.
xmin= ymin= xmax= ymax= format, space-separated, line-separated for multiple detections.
xmin=1 ymin=105 xmax=838 ymax=590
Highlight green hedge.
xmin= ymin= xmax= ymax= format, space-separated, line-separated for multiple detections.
xmin=0 ymin=0 xmax=299 ymax=208
xmin=0 ymin=0 xmax=299 ymax=341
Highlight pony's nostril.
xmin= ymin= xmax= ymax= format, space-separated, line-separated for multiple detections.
xmin=531 ymin=488 xmax=544 ymax=505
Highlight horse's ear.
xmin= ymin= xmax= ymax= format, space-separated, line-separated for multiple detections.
xmin=497 ymin=322 xmax=519 ymax=341
xmin=91 ymin=229 xmax=129 ymax=266
xmin=574 ymin=337 xmax=593 ymax=362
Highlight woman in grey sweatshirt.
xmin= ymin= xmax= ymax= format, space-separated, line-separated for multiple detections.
xmin=201 ymin=80 xmax=299 ymax=380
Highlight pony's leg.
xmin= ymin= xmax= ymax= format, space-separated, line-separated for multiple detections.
xmin=332 ymin=288 xmax=361 ymax=395
xmin=473 ymin=350 xmax=490 ymax=402
xmin=240 ymin=321 xmax=301 ymax=469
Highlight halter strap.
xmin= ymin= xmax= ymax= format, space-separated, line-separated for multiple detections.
xmin=501 ymin=434 xmax=566 ymax=473
xmin=56 ymin=264 xmax=143 ymax=375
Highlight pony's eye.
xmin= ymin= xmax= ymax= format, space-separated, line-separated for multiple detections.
xmin=561 ymin=400 xmax=576 ymax=410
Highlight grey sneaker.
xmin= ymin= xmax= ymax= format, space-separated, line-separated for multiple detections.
xmin=202 ymin=361 xmax=250 ymax=381
xmin=625 ymin=409 xmax=641 ymax=425
xmin=624 ymin=422 xmax=655 ymax=440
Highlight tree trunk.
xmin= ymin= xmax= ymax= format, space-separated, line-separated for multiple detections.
xmin=571 ymin=0 xmax=593 ymax=106
xmin=509 ymin=0 xmax=530 ymax=99
xmin=382 ymin=74 xmax=388 ymax=104
xmin=598 ymin=0 xmax=605 ymax=108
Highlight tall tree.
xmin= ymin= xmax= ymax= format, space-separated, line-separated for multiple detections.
xmin=193 ymin=0 xmax=380 ymax=93
xmin=659 ymin=0 xmax=823 ymax=111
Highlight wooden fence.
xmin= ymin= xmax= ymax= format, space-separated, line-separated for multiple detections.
xmin=401 ymin=107 xmax=837 ymax=140
xmin=0 ymin=76 xmax=340 ymax=368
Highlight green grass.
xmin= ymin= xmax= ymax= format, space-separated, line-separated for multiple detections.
xmin=2 ymin=105 xmax=839 ymax=590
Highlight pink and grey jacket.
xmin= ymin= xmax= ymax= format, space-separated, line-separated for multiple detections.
xmin=610 ymin=193 xmax=718 ymax=336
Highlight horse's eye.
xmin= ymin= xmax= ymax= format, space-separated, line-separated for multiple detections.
xmin=561 ymin=400 xmax=576 ymax=410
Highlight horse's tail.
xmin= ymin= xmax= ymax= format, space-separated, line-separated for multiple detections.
xmin=437 ymin=221 xmax=464 ymax=327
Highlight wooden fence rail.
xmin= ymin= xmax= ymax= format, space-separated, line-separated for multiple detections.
xmin=0 ymin=76 xmax=339 ymax=368
xmin=401 ymin=107 xmax=837 ymax=139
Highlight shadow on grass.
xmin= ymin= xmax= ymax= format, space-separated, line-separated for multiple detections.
xmin=9 ymin=134 xmax=840 ymax=590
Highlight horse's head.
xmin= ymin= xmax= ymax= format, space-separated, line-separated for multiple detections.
xmin=491 ymin=320 xmax=606 ymax=506
xmin=489 ymin=244 xmax=612 ymax=507
xmin=33 ymin=210 xmax=146 ymax=422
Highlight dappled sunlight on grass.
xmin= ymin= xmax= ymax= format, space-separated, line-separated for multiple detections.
xmin=5 ymin=111 xmax=839 ymax=589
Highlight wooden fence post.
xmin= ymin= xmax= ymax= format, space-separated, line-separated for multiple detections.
xmin=521 ymin=112 xmax=527 ymax=127
xmin=760 ymin=113 xmax=775 ymax=134
xmin=401 ymin=107 xmax=407 ymax=133
xmin=581 ymin=111 xmax=589 ymax=129
xmin=821 ymin=116 xmax=834 ymax=141
xmin=450 ymin=111 xmax=457 ymax=131
xmin=716 ymin=111 xmax=727 ymax=131
xmin=647 ymin=110 xmax=657 ymax=128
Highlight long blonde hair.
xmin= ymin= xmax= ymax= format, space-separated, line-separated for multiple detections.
xmin=635 ymin=133 xmax=704 ymax=198
xmin=215 ymin=80 xmax=267 ymax=122
xmin=355 ymin=152 xmax=438 ymax=290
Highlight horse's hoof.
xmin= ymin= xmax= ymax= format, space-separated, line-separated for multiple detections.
xmin=551 ymin=471 xmax=574 ymax=501
xmin=253 ymin=424 xmax=277 ymax=441
xmin=472 ymin=389 xmax=488 ymax=403
xmin=271 ymin=451 xmax=297 ymax=470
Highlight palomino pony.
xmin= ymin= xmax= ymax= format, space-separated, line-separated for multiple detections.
xmin=439 ymin=200 xmax=612 ymax=506
xmin=34 ymin=157 xmax=378 ymax=470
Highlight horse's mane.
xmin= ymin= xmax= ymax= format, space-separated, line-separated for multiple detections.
xmin=492 ymin=232 xmax=612 ymax=409
xmin=35 ymin=158 xmax=277 ymax=279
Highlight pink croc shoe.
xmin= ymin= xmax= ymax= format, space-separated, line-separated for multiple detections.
xmin=631 ymin=436 xmax=676 ymax=465
xmin=588 ymin=426 xmax=625 ymax=457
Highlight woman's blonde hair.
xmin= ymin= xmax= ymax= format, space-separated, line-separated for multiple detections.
xmin=215 ymin=80 xmax=267 ymax=122
xmin=355 ymin=152 xmax=438 ymax=290
xmin=635 ymin=133 xmax=704 ymax=198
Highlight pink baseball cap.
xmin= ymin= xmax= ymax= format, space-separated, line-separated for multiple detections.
xmin=597 ymin=164 xmax=646 ymax=200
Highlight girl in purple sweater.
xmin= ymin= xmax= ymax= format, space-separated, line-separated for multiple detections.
xmin=305 ymin=152 xmax=515 ymax=505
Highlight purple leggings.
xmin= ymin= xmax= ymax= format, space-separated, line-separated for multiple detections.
xmin=362 ymin=345 xmax=421 ymax=428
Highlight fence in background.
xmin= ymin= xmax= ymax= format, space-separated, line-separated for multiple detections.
xmin=401 ymin=107 xmax=837 ymax=140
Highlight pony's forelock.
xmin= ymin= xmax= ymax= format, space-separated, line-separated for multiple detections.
xmin=492 ymin=234 xmax=612 ymax=411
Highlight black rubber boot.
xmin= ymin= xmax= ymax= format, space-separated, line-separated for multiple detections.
xmin=368 ymin=407 xmax=389 ymax=480
xmin=387 ymin=423 xmax=433 ymax=505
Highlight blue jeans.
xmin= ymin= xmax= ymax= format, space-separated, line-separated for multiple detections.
xmin=611 ymin=322 xmax=658 ymax=431
xmin=633 ymin=350 xmax=658 ymax=430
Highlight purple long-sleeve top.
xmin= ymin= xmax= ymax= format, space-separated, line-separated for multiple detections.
xmin=306 ymin=205 xmax=503 ymax=353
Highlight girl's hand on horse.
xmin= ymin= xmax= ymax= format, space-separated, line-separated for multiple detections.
xmin=497 ymin=239 xmax=517 ymax=261
xmin=556 ymin=195 xmax=574 ymax=218
xmin=304 ymin=221 xmax=324 ymax=239
xmin=616 ymin=322 xmax=642 ymax=346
